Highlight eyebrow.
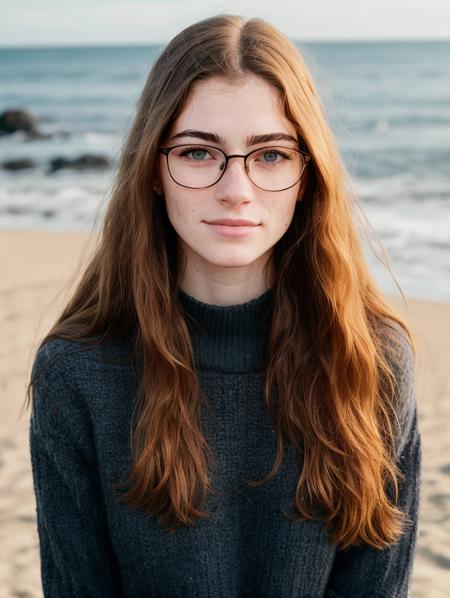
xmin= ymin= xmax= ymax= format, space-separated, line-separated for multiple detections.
xmin=169 ymin=129 xmax=298 ymax=146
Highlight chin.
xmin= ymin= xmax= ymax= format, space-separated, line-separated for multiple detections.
xmin=205 ymin=252 xmax=262 ymax=268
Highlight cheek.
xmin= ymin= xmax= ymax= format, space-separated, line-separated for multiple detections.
xmin=165 ymin=196 xmax=185 ymax=228
xmin=164 ymin=190 xmax=200 ymax=231
xmin=160 ymin=163 xmax=181 ymax=220
xmin=265 ymin=195 xmax=298 ymax=232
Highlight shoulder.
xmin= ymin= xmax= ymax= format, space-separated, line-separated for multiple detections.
xmin=30 ymin=336 xmax=137 ymax=436
xmin=374 ymin=317 xmax=418 ymax=458
xmin=32 ymin=335 xmax=135 ymax=383
xmin=376 ymin=317 xmax=415 ymax=387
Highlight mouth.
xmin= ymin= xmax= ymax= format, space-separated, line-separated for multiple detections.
xmin=204 ymin=221 xmax=261 ymax=237
xmin=203 ymin=220 xmax=260 ymax=227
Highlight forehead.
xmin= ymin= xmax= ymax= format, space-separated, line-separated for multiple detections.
xmin=169 ymin=75 xmax=295 ymax=141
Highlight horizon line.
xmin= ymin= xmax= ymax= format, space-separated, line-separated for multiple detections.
xmin=1 ymin=36 xmax=450 ymax=50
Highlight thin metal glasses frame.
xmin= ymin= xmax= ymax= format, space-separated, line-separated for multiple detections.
xmin=157 ymin=143 xmax=312 ymax=192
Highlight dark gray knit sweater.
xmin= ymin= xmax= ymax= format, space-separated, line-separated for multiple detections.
xmin=29 ymin=287 xmax=421 ymax=597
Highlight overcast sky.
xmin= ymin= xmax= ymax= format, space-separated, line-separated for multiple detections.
xmin=1 ymin=0 xmax=450 ymax=47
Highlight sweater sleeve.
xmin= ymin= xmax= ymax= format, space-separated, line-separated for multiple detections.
xmin=29 ymin=344 xmax=124 ymax=597
xmin=324 ymin=326 xmax=422 ymax=598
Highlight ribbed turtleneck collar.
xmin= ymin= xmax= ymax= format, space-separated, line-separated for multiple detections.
xmin=177 ymin=287 xmax=274 ymax=373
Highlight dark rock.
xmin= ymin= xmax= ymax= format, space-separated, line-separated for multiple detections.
xmin=1 ymin=158 xmax=36 ymax=171
xmin=48 ymin=157 xmax=70 ymax=173
xmin=0 ymin=109 xmax=39 ymax=135
xmin=48 ymin=153 xmax=111 ymax=174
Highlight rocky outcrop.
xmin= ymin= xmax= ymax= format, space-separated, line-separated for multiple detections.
xmin=0 ymin=109 xmax=44 ymax=138
xmin=1 ymin=158 xmax=37 ymax=171
xmin=0 ymin=109 xmax=64 ymax=140
xmin=48 ymin=154 xmax=111 ymax=173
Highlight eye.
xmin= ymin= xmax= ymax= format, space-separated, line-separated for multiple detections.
xmin=178 ymin=147 xmax=211 ymax=161
xmin=253 ymin=148 xmax=291 ymax=164
xmin=261 ymin=150 xmax=280 ymax=163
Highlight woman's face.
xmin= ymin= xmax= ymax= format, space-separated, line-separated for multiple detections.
xmin=158 ymin=74 xmax=303 ymax=286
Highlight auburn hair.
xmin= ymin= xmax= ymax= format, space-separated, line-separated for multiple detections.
xmin=25 ymin=14 xmax=417 ymax=550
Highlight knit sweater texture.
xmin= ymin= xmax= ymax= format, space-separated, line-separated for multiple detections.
xmin=29 ymin=287 xmax=422 ymax=597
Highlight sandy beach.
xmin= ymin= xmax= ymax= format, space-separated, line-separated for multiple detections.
xmin=1 ymin=228 xmax=449 ymax=597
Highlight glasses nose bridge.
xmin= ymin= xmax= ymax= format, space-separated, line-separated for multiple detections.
xmin=222 ymin=152 xmax=250 ymax=178
xmin=216 ymin=151 xmax=253 ymax=196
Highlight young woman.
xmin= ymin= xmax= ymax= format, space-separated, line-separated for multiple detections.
xmin=26 ymin=14 xmax=422 ymax=597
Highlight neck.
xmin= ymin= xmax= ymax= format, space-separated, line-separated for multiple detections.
xmin=177 ymin=247 xmax=275 ymax=307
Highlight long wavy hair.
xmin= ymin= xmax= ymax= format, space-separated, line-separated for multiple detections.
xmin=25 ymin=14 xmax=417 ymax=550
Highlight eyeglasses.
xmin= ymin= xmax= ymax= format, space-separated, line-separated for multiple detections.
xmin=157 ymin=143 xmax=311 ymax=192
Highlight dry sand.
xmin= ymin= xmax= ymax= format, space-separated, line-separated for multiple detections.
xmin=0 ymin=229 xmax=449 ymax=597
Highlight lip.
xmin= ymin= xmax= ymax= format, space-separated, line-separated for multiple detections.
xmin=204 ymin=218 xmax=260 ymax=226
xmin=204 ymin=222 xmax=260 ymax=238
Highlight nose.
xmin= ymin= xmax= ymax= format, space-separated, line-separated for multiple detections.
xmin=215 ymin=156 xmax=254 ymax=205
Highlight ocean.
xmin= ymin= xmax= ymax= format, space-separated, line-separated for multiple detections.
xmin=0 ymin=41 xmax=449 ymax=302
